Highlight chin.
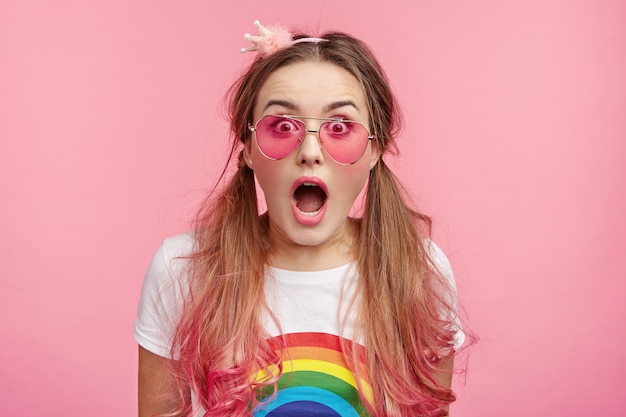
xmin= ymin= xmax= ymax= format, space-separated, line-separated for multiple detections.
xmin=288 ymin=221 xmax=348 ymax=247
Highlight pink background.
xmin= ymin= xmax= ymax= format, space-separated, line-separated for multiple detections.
xmin=1 ymin=1 xmax=624 ymax=415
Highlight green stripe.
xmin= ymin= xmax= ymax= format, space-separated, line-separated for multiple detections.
xmin=256 ymin=370 xmax=371 ymax=417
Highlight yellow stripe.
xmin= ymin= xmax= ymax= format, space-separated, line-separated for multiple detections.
xmin=253 ymin=359 xmax=373 ymax=404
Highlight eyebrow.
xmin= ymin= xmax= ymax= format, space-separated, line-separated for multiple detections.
xmin=323 ymin=100 xmax=360 ymax=113
xmin=262 ymin=100 xmax=299 ymax=113
xmin=261 ymin=99 xmax=360 ymax=114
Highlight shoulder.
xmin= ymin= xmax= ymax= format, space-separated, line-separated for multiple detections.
xmin=160 ymin=231 xmax=195 ymax=264
xmin=423 ymin=239 xmax=467 ymax=349
xmin=145 ymin=232 xmax=195 ymax=280
xmin=135 ymin=232 xmax=195 ymax=357
xmin=141 ymin=231 xmax=196 ymax=295
xmin=424 ymin=239 xmax=455 ymax=288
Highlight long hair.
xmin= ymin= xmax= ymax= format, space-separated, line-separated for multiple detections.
xmin=168 ymin=31 xmax=469 ymax=416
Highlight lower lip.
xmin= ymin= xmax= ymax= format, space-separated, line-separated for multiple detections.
xmin=291 ymin=199 xmax=328 ymax=226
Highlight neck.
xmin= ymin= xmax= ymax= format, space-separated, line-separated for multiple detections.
xmin=266 ymin=218 xmax=358 ymax=271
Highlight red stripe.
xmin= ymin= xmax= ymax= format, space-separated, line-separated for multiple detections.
xmin=267 ymin=332 xmax=367 ymax=363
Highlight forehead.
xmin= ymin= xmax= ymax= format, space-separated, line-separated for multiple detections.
xmin=253 ymin=61 xmax=367 ymax=117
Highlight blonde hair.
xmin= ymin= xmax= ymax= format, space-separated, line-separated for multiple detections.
xmin=169 ymin=31 xmax=468 ymax=416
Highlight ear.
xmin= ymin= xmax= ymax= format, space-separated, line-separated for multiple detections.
xmin=243 ymin=139 xmax=253 ymax=169
xmin=368 ymin=140 xmax=381 ymax=170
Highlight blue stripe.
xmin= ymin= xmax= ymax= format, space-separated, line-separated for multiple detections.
xmin=253 ymin=386 xmax=360 ymax=417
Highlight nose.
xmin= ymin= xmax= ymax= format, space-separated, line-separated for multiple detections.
xmin=296 ymin=128 xmax=325 ymax=165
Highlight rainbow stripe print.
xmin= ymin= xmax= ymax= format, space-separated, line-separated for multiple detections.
xmin=252 ymin=332 xmax=373 ymax=417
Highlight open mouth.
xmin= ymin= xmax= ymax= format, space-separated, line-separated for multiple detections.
xmin=293 ymin=182 xmax=327 ymax=214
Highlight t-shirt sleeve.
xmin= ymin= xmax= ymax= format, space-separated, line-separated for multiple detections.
xmin=134 ymin=233 xmax=193 ymax=358
xmin=426 ymin=240 xmax=466 ymax=351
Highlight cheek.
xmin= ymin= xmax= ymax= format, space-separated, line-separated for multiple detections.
xmin=336 ymin=164 xmax=371 ymax=199
xmin=347 ymin=152 xmax=375 ymax=182
xmin=250 ymin=145 xmax=274 ymax=182
xmin=251 ymin=156 xmax=284 ymax=200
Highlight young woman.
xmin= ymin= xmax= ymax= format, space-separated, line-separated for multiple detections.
xmin=136 ymin=21 xmax=469 ymax=417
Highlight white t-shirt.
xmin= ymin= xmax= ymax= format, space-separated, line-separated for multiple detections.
xmin=134 ymin=232 xmax=464 ymax=416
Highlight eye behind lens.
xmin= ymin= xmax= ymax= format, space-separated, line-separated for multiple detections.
xmin=262 ymin=116 xmax=304 ymax=135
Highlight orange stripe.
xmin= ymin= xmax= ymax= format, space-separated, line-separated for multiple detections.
xmin=268 ymin=332 xmax=367 ymax=362
xmin=277 ymin=345 xmax=369 ymax=376
xmin=279 ymin=346 xmax=343 ymax=364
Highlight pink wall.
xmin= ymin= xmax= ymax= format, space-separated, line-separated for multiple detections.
xmin=1 ymin=1 xmax=624 ymax=415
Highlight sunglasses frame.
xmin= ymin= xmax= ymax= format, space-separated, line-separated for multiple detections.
xmin=248 ymin=114 xmax=375 ymax=165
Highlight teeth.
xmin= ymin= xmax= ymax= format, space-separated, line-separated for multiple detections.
xmin=302 ymin=182 xmax=316 ymax=186
xmin=297 ymin=207 xmax=323 ymax=215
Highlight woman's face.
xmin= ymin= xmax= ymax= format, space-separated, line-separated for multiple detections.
xmin=244 ymin=61 xmax=380 ymax=264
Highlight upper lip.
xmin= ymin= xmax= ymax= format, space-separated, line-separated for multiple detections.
xmin=291 ymin=176 xmax=329 ymax=197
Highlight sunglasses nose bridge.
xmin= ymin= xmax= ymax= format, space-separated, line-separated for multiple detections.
xmin=301 ymin=126 xmax=323 ymax=144
xmin=295 ymin=125 xmax=327 ymax=162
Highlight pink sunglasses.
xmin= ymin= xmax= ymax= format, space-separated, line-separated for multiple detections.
xmin=248 ymin=115 xmax=375 ymax=165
